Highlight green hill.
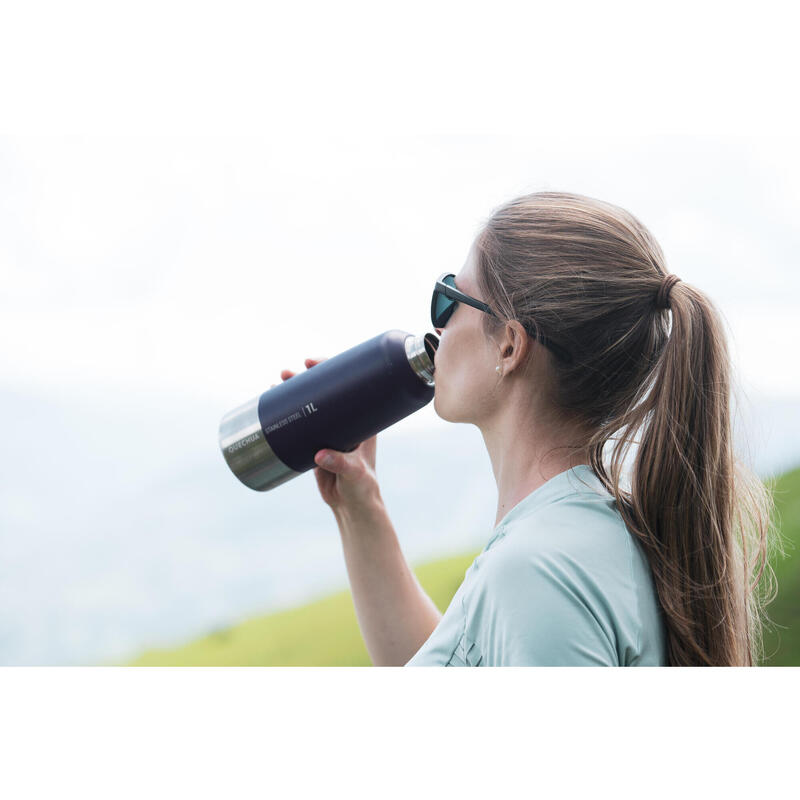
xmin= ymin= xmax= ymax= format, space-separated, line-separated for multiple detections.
xmin=128 ymin=465 xmax=800 ymax=666
xmin=127 ymin=551 xmax=479 ymax=666
xmin=761 ymin=465 xmax=800 ymax=665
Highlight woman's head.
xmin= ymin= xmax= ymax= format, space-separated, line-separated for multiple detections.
xmin=473 ymin=192 xmax=673 ymax=429
xmin=433 ymin=238 xmax=553 ymax=431
xmin=451 ymin=190 xmax=780 ymax=666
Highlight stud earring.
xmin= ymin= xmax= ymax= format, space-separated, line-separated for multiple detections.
xmin=495 ymin=366 xmax=502 ymax=374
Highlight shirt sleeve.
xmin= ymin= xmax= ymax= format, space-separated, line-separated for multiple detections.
xmin=463 ymin=544 xmax=621 ymax=666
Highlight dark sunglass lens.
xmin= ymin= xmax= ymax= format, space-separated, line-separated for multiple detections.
xmin=432 ymin=275 xmax=456 ymax=327
xmin=434 ymin=304 xmax=453 ymax=328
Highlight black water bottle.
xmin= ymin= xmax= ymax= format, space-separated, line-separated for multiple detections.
xmin=219 ymin=329 xmax=439 ymax=491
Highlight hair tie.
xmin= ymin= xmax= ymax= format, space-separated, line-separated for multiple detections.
xmin=655 ymin=274 xmax=681 ymax=310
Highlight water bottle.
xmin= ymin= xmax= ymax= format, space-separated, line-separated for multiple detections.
xmin=219 ymin=329 xmax=439 ymax=491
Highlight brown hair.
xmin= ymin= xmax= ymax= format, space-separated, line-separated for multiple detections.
xmin=474 ymin=191 xmax=781 ymax=666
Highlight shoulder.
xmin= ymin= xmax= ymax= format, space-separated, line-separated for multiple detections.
xmin=488 ymin=492 xmax=635 ymax=589
xmin=462 ymin=495 xmax=646 ymax=666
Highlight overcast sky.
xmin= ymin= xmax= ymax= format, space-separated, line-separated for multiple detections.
xmin=1 ymin=134 xmax=797 ymax=431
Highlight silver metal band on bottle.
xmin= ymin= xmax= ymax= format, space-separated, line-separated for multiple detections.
xmin=218 ymin=395 xmax=301 ymax=492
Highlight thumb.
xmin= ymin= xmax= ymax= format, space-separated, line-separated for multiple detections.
xmin=314 ymin=449 xmax=354 ymax=475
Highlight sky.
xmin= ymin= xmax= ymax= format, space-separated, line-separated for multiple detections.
xmin=1 ymin=134 xmax=799 ymax=427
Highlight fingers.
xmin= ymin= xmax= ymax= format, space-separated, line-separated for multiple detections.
xmin=273 ymin=358 xmax=328 ymax=389
xmin=281 ymin=358 xmax=326 ymax=380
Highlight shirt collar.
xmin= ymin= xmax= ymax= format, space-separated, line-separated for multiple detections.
xmin=486 ymin=464 xmax=609 ymax=546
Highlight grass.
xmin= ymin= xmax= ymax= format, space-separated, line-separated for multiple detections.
xmin=127 ymin=465 xmax=800 ymax=666
xmin=127 ymin=551 xmax=479 ymax=666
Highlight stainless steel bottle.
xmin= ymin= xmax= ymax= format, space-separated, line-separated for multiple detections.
xmin=219 ymin=329 xmax=439 ymax=491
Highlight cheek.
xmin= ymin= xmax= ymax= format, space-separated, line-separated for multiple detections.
xmin=437 ymin=333 xmax=474 ymax=380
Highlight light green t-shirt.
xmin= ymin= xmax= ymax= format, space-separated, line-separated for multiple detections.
xmin=405 ymin=464 xmax=668 ymax=666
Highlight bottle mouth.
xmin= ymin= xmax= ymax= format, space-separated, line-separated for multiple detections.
xmin=424 ymin=331 xmax=439 ymax=359
xmin=405 ymin=331 xmax=439 ymax=386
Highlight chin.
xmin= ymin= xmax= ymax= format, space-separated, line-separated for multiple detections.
xmin=432 ymin=390 xmax=461 ymax=424
xmin=432 ymin=390 xmax=448 ymax=421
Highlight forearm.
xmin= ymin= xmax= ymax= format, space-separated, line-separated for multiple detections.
xmin=334 ymin=494 xmax=442 ymax=666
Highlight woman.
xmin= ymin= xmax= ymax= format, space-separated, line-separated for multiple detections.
xmin=282 ymin=191 xmax=778 ymax=666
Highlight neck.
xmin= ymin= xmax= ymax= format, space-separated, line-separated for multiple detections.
xmin=480 ymin=409 xmax=590 ymax=530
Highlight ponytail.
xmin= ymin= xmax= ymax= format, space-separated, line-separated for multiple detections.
xmin=588 ymin=281 xmax=778 ymax=665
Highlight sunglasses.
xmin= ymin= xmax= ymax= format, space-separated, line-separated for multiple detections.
xmin=431 ymin=272 xmax=573 ymax=364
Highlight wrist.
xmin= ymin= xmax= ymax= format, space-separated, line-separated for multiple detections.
xmin=333 ymin=488 xmax=387 ymax=530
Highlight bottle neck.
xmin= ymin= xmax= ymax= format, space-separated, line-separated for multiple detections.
xmin=404 ymin=332 xmax=438 ymax=386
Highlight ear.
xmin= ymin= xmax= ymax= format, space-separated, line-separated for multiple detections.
xmin=498 ymin=320 xmax=532 ymax=375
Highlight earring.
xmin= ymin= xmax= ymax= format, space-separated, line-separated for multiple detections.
xmin=495 ymin=366 xmax=502 ymax=374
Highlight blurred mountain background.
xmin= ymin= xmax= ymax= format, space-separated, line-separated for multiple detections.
xmin=0 ymin=381 xmax=796 ymax=666
xmin=127 ymin=461 xmax=800 ymax=667
xmin=2 ymin=134 xmax=798 ymax=667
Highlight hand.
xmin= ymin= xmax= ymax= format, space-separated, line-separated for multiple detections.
xmin=276 ymin=358 xmax=381 ymax=512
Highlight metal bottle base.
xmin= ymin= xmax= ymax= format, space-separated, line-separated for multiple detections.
xmin=218 ymin=395 xmax=301 ymax=491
